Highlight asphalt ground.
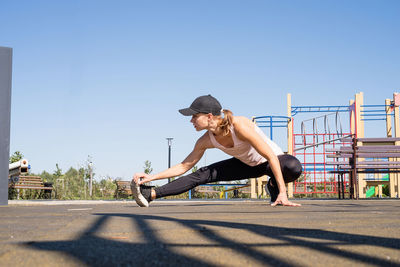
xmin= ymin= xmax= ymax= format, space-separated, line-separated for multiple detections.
xmin=1 ymin=199 xmax=400 ymax=267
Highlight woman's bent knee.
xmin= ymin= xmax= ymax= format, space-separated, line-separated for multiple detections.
xmin=289 ymin=159 xmax=303 ymax=178
xmin=280 ymin=155 xmax=303 ymax=182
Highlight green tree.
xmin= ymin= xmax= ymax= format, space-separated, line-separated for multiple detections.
xmin=98 ymin=176 xmax=117 ymax=199
xmin=9 ymin=151 xmax=23 ymax=163
xmin=143 ymin=160 xmax=153 ymax=174
xmin=40 ymin=170 xmax=54 ymax=183
xmin=53 ymin=164 xmax=63 ymax=178
xmin=192 ymin=166 xmax=198 ymax=173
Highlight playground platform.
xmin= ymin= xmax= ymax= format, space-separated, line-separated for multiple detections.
xmin=1 ymin=199 xmax=399 ymax=266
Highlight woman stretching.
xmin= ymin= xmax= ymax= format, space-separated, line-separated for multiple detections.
xmin=132 ymin=95 xmax=302 ymax=207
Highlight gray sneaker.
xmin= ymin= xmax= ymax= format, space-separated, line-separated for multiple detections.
xmin=265 ymin=181 xmax=279 ymax=203
xmin=131 ymin=181 xmax=153 ymax=207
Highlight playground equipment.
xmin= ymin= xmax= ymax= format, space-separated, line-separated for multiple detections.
xmin=327 ymin=137 xmax=400 ymax=199
xmin=251 ymin=92 xmax=400 ymax=199
xmin=290 ymin=96 xmax=353 ymax=198
xmin=9 ymin=159 xmax=30 ymax=192
xmin=347 ymin=92 xmax=400 ymax=198
xmin=366 ymin=174 xmax=389 ymax=198
xmin=9 ymin=159 xmax=29 ymax=178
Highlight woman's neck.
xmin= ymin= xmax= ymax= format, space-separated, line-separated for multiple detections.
xmin=208 ymin=118 xmax=223 ymax=135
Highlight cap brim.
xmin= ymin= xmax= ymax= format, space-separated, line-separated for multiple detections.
xmin=179 ymin=108 xmax=198 ymax=116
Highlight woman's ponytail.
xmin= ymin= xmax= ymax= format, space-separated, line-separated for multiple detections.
xmin=218 ymin=109 xmax=233 ymax=136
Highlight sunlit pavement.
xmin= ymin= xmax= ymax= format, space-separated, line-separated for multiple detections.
xmin=1 ymin=199 xmax=399 ymax=266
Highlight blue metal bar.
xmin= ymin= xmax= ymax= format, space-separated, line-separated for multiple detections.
xmin=291 ymin=107 xmax=349 ymax=111
xmin=258 ymin=124 xmax=288 ymax=126
xmin=270 ymin=117 xmax=273 ymax=140
xmin=253 ymin=116 xmax=290 ymax=120
xmin=254 ymin=115 xmax=291 ymax=118
xmin=361 ymin=110 xmax=387 ymax=113
xmin=292 ymin=110 xmax=349 ymax=113
xmin=361 ymin=104 xmax=391 ymax=108
xmin=361 ymin=113 xmax=395 ymax=116
xmin=362 ymin=114 xmax=386 ymax=117
xmin=292 ymin=110 xmax=349 ymax=115
xmin=256 ymin=120 xmax=289 ymax=123
xmin=257 ymin=124 xmax=289 ymax=126
xmin=292 ymin=105 xmax=349 ymax=109
xmin=257 ymin=120 xmax=287 ymax=123
xmin=291 ymin=105 xmax=350 ymax=117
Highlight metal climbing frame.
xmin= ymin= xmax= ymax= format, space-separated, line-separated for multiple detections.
xmin=293 ymin=132 xmax=353 ymax=195
xmin=291 ymin=106 xmax=353 ymax=195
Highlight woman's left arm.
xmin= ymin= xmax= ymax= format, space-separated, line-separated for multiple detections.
xmin=234 ymin=117 xmax=300 ymax=207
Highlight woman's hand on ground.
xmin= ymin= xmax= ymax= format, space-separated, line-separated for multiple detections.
xmin=271 ymin=192 xmax=301 ymax=207
xmin=133 ymin=173 xmax=152 ymax=185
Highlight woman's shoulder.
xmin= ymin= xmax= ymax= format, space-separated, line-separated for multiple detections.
xmin=231 ymin=116 xmax=257 ymax=141
xmin=232 ymin=116 xmax=254 ymax=128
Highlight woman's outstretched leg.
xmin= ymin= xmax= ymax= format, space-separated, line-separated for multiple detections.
xmin=136 ymin=154 xmax=302 ymax=205
xmin=154 ymin=157 xmax=267 ymax=198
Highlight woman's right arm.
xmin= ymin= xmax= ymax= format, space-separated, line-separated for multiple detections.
xmin=133 ymin=133 xmax=211 ymax=185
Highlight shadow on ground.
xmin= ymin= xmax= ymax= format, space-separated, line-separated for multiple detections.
xmin=24 ymin=212 xmax=400 ymax=266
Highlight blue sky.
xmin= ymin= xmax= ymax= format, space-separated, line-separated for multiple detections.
xmin=1 ymin=0 xmax=399 ymax=182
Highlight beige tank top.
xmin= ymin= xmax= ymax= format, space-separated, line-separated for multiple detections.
xmin=208 ymin=125 xmax=284 ymax=166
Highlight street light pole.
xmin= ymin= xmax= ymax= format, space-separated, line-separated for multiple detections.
xmin=166 ymin=138 xmax=173 ymax=183
xmin=89 ymin=161 xmax=93 ymax=197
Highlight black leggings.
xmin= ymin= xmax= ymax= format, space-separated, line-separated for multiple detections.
xmin=154 ymin=154 xmax=302 ymax=198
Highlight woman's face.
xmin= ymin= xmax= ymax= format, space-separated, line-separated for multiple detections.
xmin=190 ymin=113 xmax=209 ymax=131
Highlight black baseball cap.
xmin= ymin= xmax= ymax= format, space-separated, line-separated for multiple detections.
xmin=179 ymin=95 xmax=222 ymax=116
